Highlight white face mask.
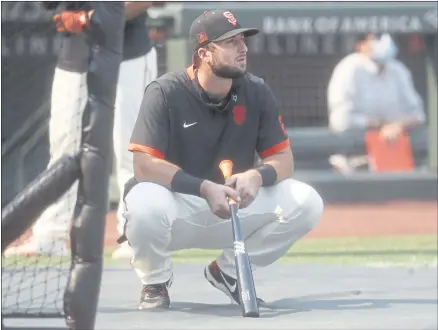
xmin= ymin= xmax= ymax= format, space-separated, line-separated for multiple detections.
xmin=370 ymin=34 xmax=398 ymax=63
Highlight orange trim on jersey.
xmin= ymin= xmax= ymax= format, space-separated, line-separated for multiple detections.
xmin=259 ymin=139 xmax=290 ymax=159
xmin=186 ymin=65 xmax=195 ymax=80
xmin=128 ymin=143 xmax=164 ymax=159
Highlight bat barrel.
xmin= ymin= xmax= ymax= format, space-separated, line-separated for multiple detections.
xmin=230 ymin=204 xmax=260 ymax=317
xmin=243 ymin=308 xmax=259 ymax=318
xmin=235 ymin=253 xmax=259 ymax=317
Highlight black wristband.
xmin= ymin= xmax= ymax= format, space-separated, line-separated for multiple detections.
xmin=170 ymin=169 xmax=204 ymax=197
xmin=256 ymin=164 xmax=277 ymax=187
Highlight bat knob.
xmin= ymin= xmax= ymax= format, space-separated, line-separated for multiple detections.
xmin=219 ymin=160 xmax=233 ymax=180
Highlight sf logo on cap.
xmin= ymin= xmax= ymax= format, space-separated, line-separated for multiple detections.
xmin=223 ymin=11 xmax=237 ymax=26
xmin=197 ymin=32 xmax=208 ymax=43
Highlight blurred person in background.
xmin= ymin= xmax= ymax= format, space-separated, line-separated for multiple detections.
xmin=327 ymin=33 xmax=426 ymax=173
xmin=5 ymin=1 xmax=163 ymax=258
xmin=111 ymin=1 xmax=164 ymax=259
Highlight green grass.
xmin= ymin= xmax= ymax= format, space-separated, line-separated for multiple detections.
xmin=170 ymin=235 xmax=438 ymax=267
xmin=3 ymin=235 xmax=437 ymax=268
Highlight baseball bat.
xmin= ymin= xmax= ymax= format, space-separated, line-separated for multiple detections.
xmin=219 ymin=160 xmax=260 ymax=318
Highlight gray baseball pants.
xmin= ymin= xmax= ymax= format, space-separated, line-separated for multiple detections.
xmin=124 ymin=178 xmax=324 ymax=285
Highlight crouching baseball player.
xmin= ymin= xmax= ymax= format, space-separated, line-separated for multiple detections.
xmin=122 ymin=10 xmax=324 ymax=309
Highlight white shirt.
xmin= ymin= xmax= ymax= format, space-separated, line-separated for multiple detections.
xmin=327 ymin=53 xmax=425 ymax=132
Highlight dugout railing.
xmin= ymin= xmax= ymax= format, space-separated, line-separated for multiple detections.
xmin=1 ymin=3 xmax=124 ymax=329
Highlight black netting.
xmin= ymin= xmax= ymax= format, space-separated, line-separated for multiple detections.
xmin=2 ymin=3 xmax=123 ymax=328
xmin=1 ymin=1 xmax=85 ymax=320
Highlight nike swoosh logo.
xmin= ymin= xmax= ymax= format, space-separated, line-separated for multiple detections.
xmin=183 ymin=122 xmax=197 ymax=128
xmin=221 ymin=272 xmax=237 ymax=292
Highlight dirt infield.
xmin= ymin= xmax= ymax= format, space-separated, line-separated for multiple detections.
xmin=5 ymin=201 xmax=437 ymax=249
xmin=104 ymin=201 xmax=437 ymax=248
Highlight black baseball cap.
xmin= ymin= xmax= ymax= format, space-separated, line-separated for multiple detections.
xmin=189 ymin=10 xmax=259 ymax=52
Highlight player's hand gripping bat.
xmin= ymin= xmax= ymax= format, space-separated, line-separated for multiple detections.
xmin=219 ymin=160 xmax=260 ymax=318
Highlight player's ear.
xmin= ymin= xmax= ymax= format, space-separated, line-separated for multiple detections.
xmin=197 ymin=48 xmax=204 ymax=60
xmin=197 ymin=47 xmax=210 ymax=64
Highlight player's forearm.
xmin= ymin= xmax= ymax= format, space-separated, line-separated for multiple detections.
xmin=124 ymin=2 xmax=155 ymax=20
xmin=261 ymin=148 xmax=294 ymax=183
xmin=133 ymin=152 xmax=205 ymax=197
xmin=133 ymin=152 xmax=180 ymax=186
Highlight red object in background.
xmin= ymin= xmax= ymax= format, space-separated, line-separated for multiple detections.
xmin=365 ymin=130 xmax=415 ymax=172
xmin=148 ymin=28 xmax=167 ymax=43
xmin=53 ymin=10 xmax=89 ymax=34
xmin=408 ymin=34 xmax=424 ymax=53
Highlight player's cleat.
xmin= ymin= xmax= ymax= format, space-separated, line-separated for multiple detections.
xmin=138 ymin=275 xmax=173 ymax=310
xmin=204 ymin=261 xmax=266 ymax=306
xmin=139 ymin=284 xmax=170 ymax=309
xmin=204 ymin=260 xmax=240 ymax=304
xmin=204 ymin=260 xmax=265 ymax=305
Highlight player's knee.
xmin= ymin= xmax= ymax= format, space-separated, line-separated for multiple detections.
xmin=124 ymin=182 xmax=175 ymax=241
xmin=284 ymin=179 xmax=324 ymax=231
xmin=302 ymin=185 xmax=324 ymax=231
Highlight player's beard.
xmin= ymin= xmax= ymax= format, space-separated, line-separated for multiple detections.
xmin=208 ymin=55 xmax=246 ymax=79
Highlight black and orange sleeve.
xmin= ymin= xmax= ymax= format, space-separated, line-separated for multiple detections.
xmin=256 ymin=82 xmax=290 ymax=159
xmin=128 ymin=82 xmax=169 ymax=159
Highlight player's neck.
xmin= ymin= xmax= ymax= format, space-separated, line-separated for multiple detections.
xmin=197 ymin=67 xmax=232 ymax=99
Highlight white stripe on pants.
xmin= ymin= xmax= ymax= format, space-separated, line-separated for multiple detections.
xmin=124 ymin=179 xmax=324 ymax=285
xmin=32 ymin=68 xmax=87 ymax=248
xmin=113 ymin=47 xmax=158 ymax=235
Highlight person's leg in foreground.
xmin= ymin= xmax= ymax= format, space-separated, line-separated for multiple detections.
xmin=4 ymin=33 xmax=89 ymax=257
xmin=111 ymin=3 xmax=159 ymax=259
xmin=111 ymin=46 xmax=158 ymax=259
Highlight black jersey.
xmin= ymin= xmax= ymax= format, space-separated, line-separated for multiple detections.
xmin=129 ymin=65 xmax=290 ymax=184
